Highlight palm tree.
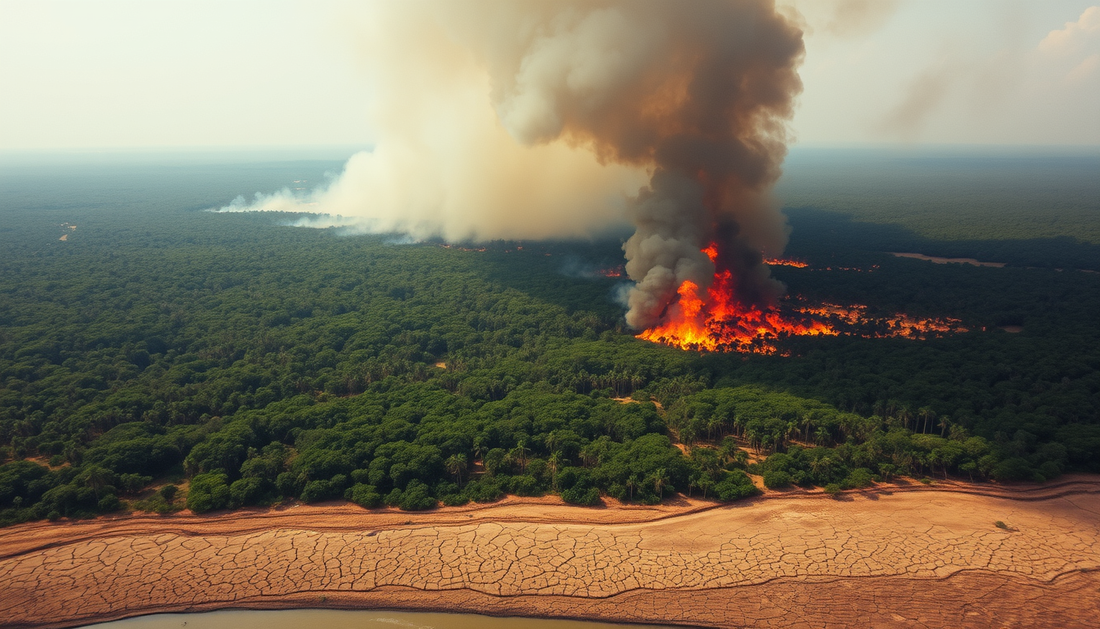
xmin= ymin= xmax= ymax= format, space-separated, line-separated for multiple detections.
xmin=707 ymin=415 xmax=723 ymax=441
xmin=761 ymin=432 xmax=775 ymax=454
xmin=445 ymin=454 xmax=467 ymax=486
xmin=548 ymin=452 xmax=564 ymax=490
xmin=83 ymin=466 xmax=111 ymax=500
xmin=472 ymin=437 xmax=486 ymax=466
xmin=746 ymin=428 xmax=761 ymax=453
xmin=680 ymin=423 xmax=697 ymax=449
xmin=810 ymin=456 xmax=834 ymax=482
xmin=721 ymin=412 xmax=736 ymax=438
xmin=814 ymin=427 xmax=830 ymax=446
xmin=878 ymin=463 xmax=897 ymax=482
xmin=545 ymin=431 xmax=561 ymax=456
xmin=800 ymin=414 xmax=814 ymax=444
xmin=872 ymin=400 xmax=887 ymax=418
xmin=579 ymin=443 xmax=597 ymax=468
xmin=626 ymin=474 xmax=640 ymax=501
xmin=809 ymin=456 xmax=825 ymax=476
xmin=698 ymin=476 xmax=715 ymax=499
xmin=938 ymin=416 xmax=951 ymax=437
xmin=511 ymin=439 xmax=529 ymax=473
xmin=918 ymin=407 xmax=936 ymax=435
xmin=897 ymin=405 xmax=913 ymax=431
xmin=651 ymin=468 xmax=669 ymax=498
xmin=926 ymin=450 xmax=942 ymax=479
xmin=784 ymin=421 xmax=799 ymax=452
xmin=732 ymin=414 xmax=745 ymax=438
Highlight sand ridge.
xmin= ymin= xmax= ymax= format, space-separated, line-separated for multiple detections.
xmin=2 ymin=476 xmax=1099 ymax=628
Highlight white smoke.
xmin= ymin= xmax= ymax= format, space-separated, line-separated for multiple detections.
xmin=221 ymin=1 xmax=803 ymax=329
xmin=216 ymin=2 xmax=648 ymax=241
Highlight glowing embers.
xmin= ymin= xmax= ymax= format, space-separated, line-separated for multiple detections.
xmin=638 ymin=245 xmax=967 ymax=354
xmin=764 ymin=257 xmax=809 ymax=268
xmin=795 ymin=302 xmax=968 ymax=339
xmin=637 ymin=272 xmax=835 ymax=355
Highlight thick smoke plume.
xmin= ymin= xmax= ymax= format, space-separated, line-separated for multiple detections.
xmin=222 ymin=0 xmax=804 ymax=330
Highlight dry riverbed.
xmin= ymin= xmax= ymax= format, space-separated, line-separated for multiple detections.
xmin=2 ymin=476 xmax=1099 ymax=629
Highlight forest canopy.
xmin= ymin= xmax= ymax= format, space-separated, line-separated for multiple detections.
xmin=1 ymin=158 xmax=1097 ymax=524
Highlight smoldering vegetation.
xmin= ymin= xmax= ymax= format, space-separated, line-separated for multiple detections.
xmin=1 ymin=156 xmax=1099 ymax=523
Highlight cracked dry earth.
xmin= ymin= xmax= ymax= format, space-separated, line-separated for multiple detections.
xmin=2 ymin=480 xmax=1100 ymax=629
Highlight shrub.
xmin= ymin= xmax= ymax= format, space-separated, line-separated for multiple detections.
xmin=561 ymin=486 xmax=600 ymax=505
xmin=441 ymin=492 xmax=470 ymax=506
xmin=300 ymin=479 xmax=341 ymax=503
xmin=464 ymin=478 xmax=503 ymax=503
xmin=1038 ymin=460 xmax=1062 ymax=481
xmin=119 ymin=473 xmax=153 ymax=494
xmin=159 ymin=484 xmax=178 ymax=502
xmin=97 ymin=494 xmax=121 ymax=512
xmin=508 ymin=474 xmax=543 ymax=497
xmin=229 ymin=477 xmax=264 ymax=507
xmin=398 ymin=480 xmax=436 ymax=511
xmin=714 ymin=470 xmax=758 ymax=501
xmin=763 ymin=470 xmax=792 ymax=489
xmin=385 ymin=487 xmax=403 ymax=507
xmin=348 ymin=483 xmax=382 ymax=508
xmin=186 ymin=472 xmax=230 ymax=513
xmin=276 ymin=471 xmax=304 ymax=497
xmin=991 ymin=457 xmax=1033 ymax=482
xmin=843 ymin=468 xmax=874 ymax=489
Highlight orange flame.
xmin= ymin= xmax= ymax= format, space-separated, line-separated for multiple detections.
xmin=638 ymin=244 xmax=835 ymax=354
xmin=765 ymin=257 xmax=808 ymax=268
xmin=638 ymin=244 xmax=965 ymax=354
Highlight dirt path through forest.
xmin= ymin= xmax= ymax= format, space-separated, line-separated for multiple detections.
xmin=3 ymin=476 xmax=1099 ymax=628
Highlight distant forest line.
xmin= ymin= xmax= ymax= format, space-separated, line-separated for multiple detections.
xmin=0 ymin=156 xmax=1097 ymax=524
xmin=778 ymin=147 xmax=1100 ymax=246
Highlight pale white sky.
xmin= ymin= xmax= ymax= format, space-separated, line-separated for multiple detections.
xmin=0 ymin=0 xmax=1097 ymax=150
xmin=788 ymin=0 xmax=1100 ymax=146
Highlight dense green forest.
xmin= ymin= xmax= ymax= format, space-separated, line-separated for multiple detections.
xmin=777 ymin=148 xmax=1100 ymax=249
xmin=1 ymin=154 xmax=1097 ymax=524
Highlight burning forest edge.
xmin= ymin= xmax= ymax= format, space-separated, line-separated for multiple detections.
xmin=427 ymin=238 xmax=969 ymax=355
xmin=637 ymin=244 xmax=967 ymax=354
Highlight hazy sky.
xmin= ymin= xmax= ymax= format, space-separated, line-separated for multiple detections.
xmin=1 ymin=0 xmax=1097 ymax=150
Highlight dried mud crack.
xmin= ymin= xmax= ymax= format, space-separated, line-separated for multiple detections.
xmin=2 ymin=477 xmax=1099 ymax=629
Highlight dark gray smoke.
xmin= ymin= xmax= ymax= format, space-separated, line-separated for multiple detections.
xmin=221 ymin=1 xmax=805 ymax=329
xmin=460 ymin=0 xmax=805 ymax=328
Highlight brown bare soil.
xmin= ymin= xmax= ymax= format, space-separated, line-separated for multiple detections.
xmin=2 ymin=476 xmax=1099 ymax=629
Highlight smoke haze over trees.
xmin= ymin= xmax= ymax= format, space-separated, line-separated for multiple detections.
xmin=221 ymin=0 xmax=805 ymax=330
xmin=1 ymin=156 xmax=1098 ymax=523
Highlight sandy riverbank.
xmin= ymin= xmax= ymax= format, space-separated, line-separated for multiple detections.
xmin=3 ymin=476 xmax=1099 ymax=629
